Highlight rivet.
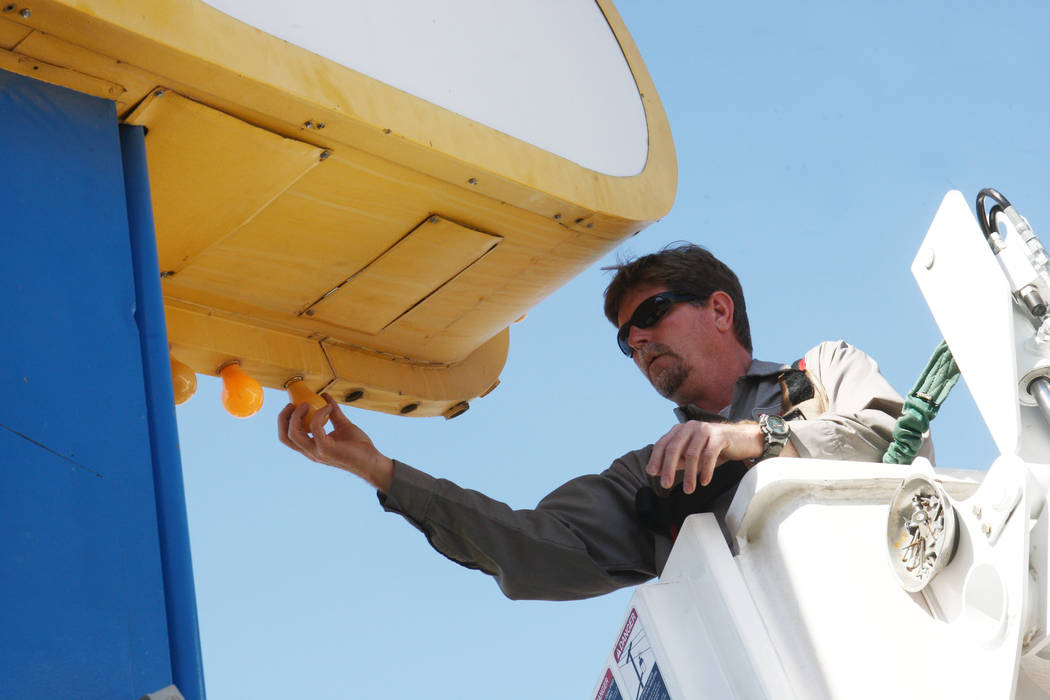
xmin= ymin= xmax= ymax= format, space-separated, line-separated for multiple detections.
xmin=319 ymin=150 xmax=331 ymax=161
xmin=344 ymin=389 xmax=364 ymax=403
xmin=399 ymin=403 xmax=419 ymax=415
xmin=467 ymin=177 xmax=478 ymax=185
xmin=19 ymin=7 xmax=29 ymax=17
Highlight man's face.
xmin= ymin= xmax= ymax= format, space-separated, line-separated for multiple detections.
xmin=616 ymin=283 xmax=732 ymax=408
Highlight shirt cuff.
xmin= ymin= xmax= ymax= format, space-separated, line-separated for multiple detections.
xmin=376 ymin=460 xmax=437 ymax=523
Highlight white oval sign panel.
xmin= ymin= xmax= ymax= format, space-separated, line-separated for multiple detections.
xmin=201 ymin=0 xmax=649 ymax=176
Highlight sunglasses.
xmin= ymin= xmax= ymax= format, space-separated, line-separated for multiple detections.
xmin=617 ymin=292 xmax=698 ymax=357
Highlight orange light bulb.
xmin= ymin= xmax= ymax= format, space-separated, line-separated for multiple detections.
xmin=170 ymin=353 xmax=197 ymax=405
xmin=285 ymin=377 xmax=330 ymax=433
xmin=219 ymin=362 xmax=264 ymax=418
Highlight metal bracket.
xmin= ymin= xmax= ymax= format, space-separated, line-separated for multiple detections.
xmin=138 ymin=685 xmax=185 ymax=700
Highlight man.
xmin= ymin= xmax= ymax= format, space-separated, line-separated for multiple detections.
xmin=278 ymin=244 xmax=919 ymax=600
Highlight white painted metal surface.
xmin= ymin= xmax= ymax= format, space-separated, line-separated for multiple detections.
xmin=201 ymin=0 xmax=649 ymax=176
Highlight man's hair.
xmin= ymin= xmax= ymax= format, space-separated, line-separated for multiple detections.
xmin=602 ymin=243 xmax=752 ymax=353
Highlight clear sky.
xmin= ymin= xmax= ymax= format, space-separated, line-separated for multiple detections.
xmin=174 ymin=1 xmax=1047 ymax=697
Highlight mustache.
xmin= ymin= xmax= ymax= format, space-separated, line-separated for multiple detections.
xmin=638 ymin=342 xmax=679 ymax=367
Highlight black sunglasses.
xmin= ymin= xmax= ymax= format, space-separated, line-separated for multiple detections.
xmin=616 ymin=292 xmax=698 ymax=357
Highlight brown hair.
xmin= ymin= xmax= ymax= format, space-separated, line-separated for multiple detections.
xmin=603 ymin=243 xmax=752 ymax=353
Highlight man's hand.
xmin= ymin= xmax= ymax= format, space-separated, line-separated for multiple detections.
xmin=278 ymin=393 xmax=395 ymax=492
xmin=646 ymin=420 xmax=796 ymax=494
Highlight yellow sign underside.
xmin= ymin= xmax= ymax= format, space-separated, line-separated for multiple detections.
xmin=0 ymin=0 xmax=676 ymax=417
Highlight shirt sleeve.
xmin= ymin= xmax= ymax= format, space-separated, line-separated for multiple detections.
xmin=376 ymin=448 xmax=661 ymax=601
xmin=788 ymin=340 xmax=930 ymax=462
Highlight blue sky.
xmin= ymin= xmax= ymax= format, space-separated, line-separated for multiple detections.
xmin=174 ymin=1 xmax=1047 ymax=696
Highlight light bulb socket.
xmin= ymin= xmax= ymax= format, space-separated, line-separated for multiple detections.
xmin=283 ymin=375 xmax=305 ymax=389
xmin=216 ymin=359 xmax=241 ymax=374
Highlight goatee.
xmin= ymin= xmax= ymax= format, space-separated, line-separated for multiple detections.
xmin=639 ymin=343 xmax=688 ymax=399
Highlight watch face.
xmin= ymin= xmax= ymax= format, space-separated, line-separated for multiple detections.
xmin=764 ymin=414 xmax=789 ymax=437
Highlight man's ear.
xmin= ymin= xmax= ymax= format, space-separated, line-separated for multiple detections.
xmin=708 ymin=291 xmax=735 ymax=332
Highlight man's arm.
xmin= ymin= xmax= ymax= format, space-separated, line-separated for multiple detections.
xmin=644 ymin=420 xmax=798 ymax=495
xmin=278 ymin=394 xmax=661 ymax=600
xmin=788 ymin=340 xmax=914 ymax=461
xmin=644 ymin=341 xmax=910 ymax=492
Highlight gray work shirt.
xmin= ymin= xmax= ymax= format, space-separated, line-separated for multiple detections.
xmin=378 ymin=341 xmax=924 ymax=601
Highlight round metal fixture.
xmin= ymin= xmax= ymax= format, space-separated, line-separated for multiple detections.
xmin=887 ymin=474 xmax=958 ymax=592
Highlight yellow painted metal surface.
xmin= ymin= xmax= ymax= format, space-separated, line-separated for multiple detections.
xmin=3 ymin=0 xmax=676 ymax=416
xmin=307 ymin=216 xmax=501 ymax=335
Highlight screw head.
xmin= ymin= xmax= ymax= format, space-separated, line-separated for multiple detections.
xmin=319 ymin=150 xmax=331 ymax=161
xmin=467 ymin=177 xmax=478 ymax=185
xmin=304 ymin=120 xmax=314 ymax=128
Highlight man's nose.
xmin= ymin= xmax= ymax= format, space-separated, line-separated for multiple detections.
xmin=627 ymin=325 xmax=652 ymax=354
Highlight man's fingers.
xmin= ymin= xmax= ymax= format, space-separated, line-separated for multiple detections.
xmin=698 ymin=433 xmax=726 ymax=486
xmin=320 ymin=392 xmax=355 ymax=430
xmin=646 ymin=429 xmax=671 ymax=477
xmin=286 ymin=402 xmax=317 ymax=455
xmin=658 ymin=428 xmax=689 ymax=489
xmin=681 ymin=433 xmax=707 ymax=494
xmin=310 ymin=404 xmax=334 ymax=441
xmin=277 ymin=404 xmax=296 ymax=448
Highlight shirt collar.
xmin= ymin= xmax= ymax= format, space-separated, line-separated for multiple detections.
xmin=673 ymin=357 xmax=788 ymax=423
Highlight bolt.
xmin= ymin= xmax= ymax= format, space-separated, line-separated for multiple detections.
xmin=922 ymin=247 xmax=936 ymax=270
xmin=19 ymin=7 xmax=29 ymax=17
xmin=467 ymin=177 xmax=478 ymax=185
xmin=982 ymin=522 xmax=992 ymax=536
xmin=319 ymin=150 xmax=330 ymax=161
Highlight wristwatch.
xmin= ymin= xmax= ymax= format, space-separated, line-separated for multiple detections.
xmin=758 ymin=413 xmax=790 ymax=460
